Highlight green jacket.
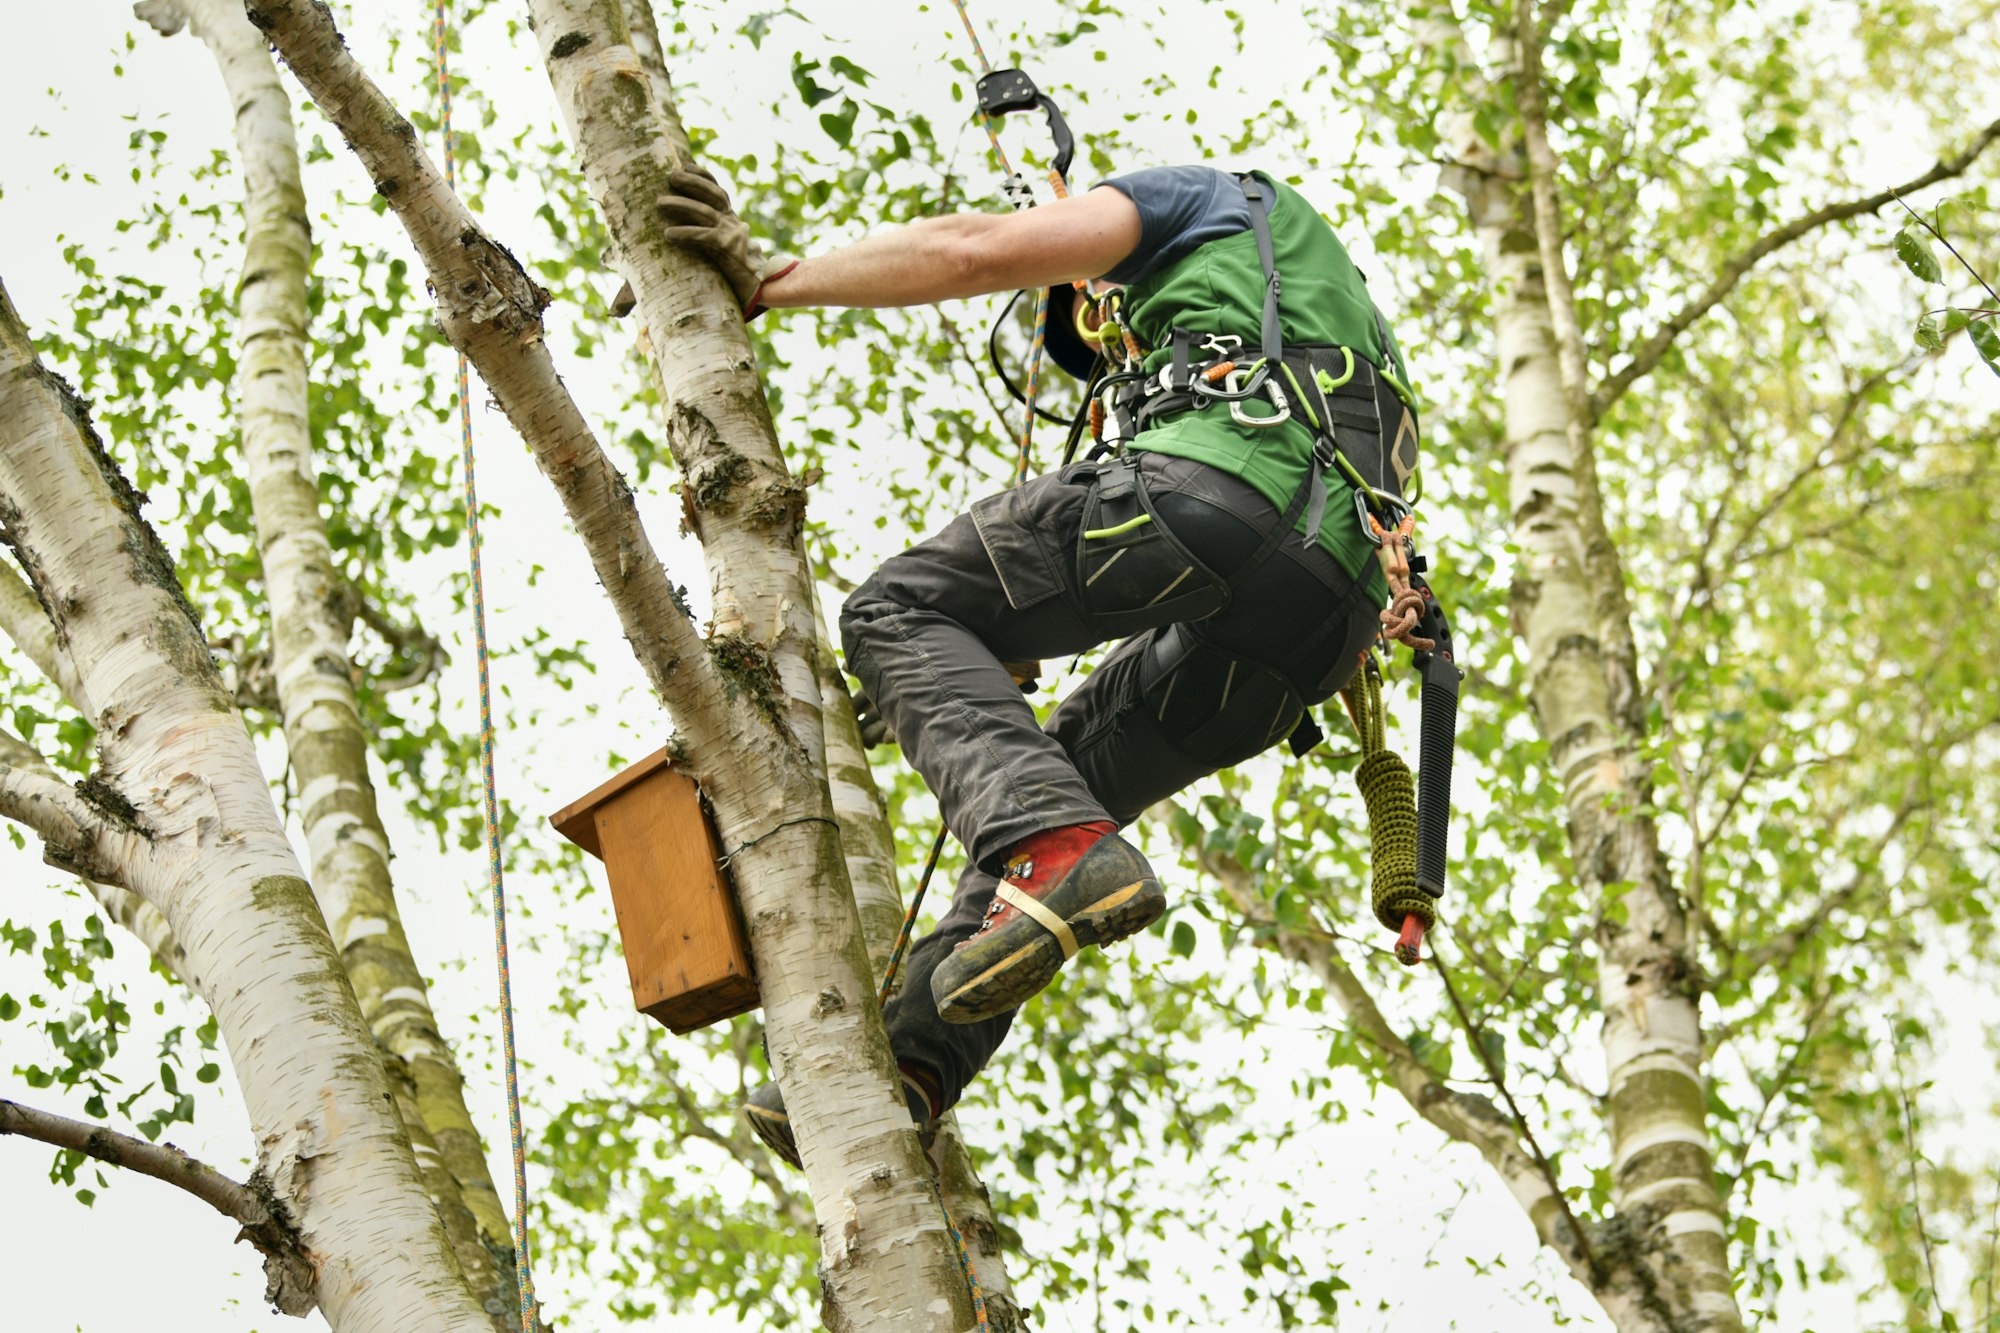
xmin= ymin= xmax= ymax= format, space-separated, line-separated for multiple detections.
xmin=1121 ymin=171 xmax=1412 ymax=601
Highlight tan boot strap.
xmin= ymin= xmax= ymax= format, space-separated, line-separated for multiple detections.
xmin=994 ymin=883 xmax=1079 ymax=960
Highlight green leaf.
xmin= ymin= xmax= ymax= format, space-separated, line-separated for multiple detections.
xmin=1171 ymin=920 xmax=1196 ymax=958
xmin=819 ymin=100 xmax=859 ymax=149
xmin=827 ymin=56 xmax=873 ymax=86
xmin=1968 ymin=317 xmax=2000 ymax=379
xmin=196 ymin=1062 xmax=220 ymax=1084
xmin=0 ymin=993 xmax=16 ymax=1021
xmin=1894 ymin=227 xmax=1942 ymax=284
xmin=1914 ymin=313 xmax=1943 ymax=350
xmin=1943 ymin=307 xmax=1971 ymax=333
xmin=789 ymin=57 xmax=836 ymax=109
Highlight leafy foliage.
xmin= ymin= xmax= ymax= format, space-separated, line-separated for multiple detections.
xmin=2 ymin=0 xmax=1997 ymax=1329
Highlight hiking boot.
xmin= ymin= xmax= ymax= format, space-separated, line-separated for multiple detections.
xmin=744 ymin=1067 xmax=941 ymax=1171
xmin=931 ymin=827 xmax=1165 ymax=1026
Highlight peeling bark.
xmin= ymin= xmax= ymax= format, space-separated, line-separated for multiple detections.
xmin=0 ymin=277 xmax=492 ymax=1333
xmin=139 ymin=1 xmax=515 ymax=1318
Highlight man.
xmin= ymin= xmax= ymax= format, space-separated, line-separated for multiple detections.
xmin=654 ymin=163 xmax=1418 ymax=1165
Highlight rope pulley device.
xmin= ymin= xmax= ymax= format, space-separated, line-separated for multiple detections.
xmin=974 ymin=67 xmax=1076 ymax=206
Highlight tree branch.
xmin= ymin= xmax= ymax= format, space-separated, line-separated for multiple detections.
xmin=0 ymin=1097 xmax=317 ymax=1311
xmin=1595 ymin=117 xmax=2000 ymax=419
xmin=347 ymin=583 xmax=448 ymax=692
xmin=0 ymin=761 xmax=127 ymax=887
xmin=1430 ymin=940 xmax=1604 ymax=1285
xmin=1 ymin=1097 xmax=263 ymax=1225
xmin=0 ymin=558 xmax=87 ymax=707
xmin=1 ymin=724 xmax=190 ymax=980
xmin=246 ymin=0 xmax=730 ymax=733
xmin=1188 ymin=811 xmax=1601 ymax=1283
xmin=1747 ymin=791 xmax=1922 ymax=975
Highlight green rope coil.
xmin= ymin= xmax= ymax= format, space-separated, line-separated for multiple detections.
xmin=1355 ymin=748 xmax=1432 ymax=932
xmin=1346 ymin=659 xmax=1438 ymax=935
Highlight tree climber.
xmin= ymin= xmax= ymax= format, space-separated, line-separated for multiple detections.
xmin=650 ymin=164 xmax=1421 ymax=1167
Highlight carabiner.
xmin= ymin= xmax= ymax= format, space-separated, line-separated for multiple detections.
xmin=1355 ymin=488 xmax=1414 ymax=544
xmin=1226 ymin=367 xmax=1290 ymax=428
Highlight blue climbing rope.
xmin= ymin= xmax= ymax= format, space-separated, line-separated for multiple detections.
xmin=430 ymin=4 xmax=537 ymax=1330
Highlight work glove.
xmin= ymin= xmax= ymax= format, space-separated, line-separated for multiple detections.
xmin=610 ymin=164 xmax=798 ymax=320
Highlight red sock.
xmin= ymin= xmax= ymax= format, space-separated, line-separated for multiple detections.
xmin=1002 ymin=820 xmax=1117 ymax=891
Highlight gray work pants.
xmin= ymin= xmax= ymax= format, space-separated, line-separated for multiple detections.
xmin=841 ymin=450 xmax=1382 ymax=1110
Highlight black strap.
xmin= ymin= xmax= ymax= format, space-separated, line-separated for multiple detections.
xmin=1224 ymin=443 xmax=1317 ymax=595
xmin=1169 ymin=327 xmax=1194 ymax=394
xmin=1238 ymin=175 xmax=1283 ymax=367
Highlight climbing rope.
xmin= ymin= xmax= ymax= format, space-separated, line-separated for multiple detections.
xmin=871 ymin=817 xmax=990 ymax=1330
xmin=1341 ymin=657 xmax=1436 ymax=963
xmin=430 ymin=5 xmax=537 ymax=1329
xmin=878 ymin=827 xmax=948 ymax=1005
xmin=946 ymin=0 xmax=1068 ymax=486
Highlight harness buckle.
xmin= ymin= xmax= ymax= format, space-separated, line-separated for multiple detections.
xmin=1226 ymin=367 xmax=1290 ymax=428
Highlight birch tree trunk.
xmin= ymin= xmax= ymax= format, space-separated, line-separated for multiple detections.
xmin=247 ymin=1 xmax=977 ymax=1323
xmin=522 ymin=7 xmax=978 ymax=1324
xmin=1444 ymin=24 xmax=1744 ymax=1329
xmin=134 ymin=2 xmax=515 ymax=1316
xmin=817 ymin=612 xmax=1025 ymax=1329
xmin=0 ymin=278 xmax=493 ymax=1331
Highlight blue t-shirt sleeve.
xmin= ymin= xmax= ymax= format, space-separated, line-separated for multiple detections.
xmin=1093 ymin=166 xmax=1252 ymax=286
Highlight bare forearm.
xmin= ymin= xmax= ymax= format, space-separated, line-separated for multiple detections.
xmin=761 ymin=215 xmax=992 ymax=309
xmin=759 ymin=188 xmax=1141 ymax=311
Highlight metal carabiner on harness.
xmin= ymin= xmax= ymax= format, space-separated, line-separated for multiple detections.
xmin=1226 ymin=366 xmax=1290 ymax=428
xmin=1355 ymin=488 xmax=1414 ymax=543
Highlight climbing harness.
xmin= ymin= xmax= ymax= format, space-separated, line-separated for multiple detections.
xmin=431 ymin=4 xmax=537 ymax=1328
xmin=1065 ymin=172 xmax=1462 ymax=961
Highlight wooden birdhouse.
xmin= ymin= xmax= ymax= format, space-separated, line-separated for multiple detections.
xmin=551 ymin=748 xmax=759 ymax=1034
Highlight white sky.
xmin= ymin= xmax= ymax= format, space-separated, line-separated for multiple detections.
xmin=1 ymin=3 xmax=1993 ymax=1332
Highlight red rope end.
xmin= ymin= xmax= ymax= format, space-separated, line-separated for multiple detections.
xmin=1394 ymin=914 xmax=1426 ymax=966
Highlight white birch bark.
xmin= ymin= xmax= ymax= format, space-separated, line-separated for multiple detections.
xmin=0 ymin=722 xmax=193 ymax=983
xmin=522 ymin=6 xmax=977 ymax=1324
xmin=818 ymin=610 xmax=1025 ymax=1329
xmin=137 ymin=2 xmax=514 ymax=1315
xmin=0 ymin=278 xmax=493 ymax=1333
xmin=249 ymin=1 xmax=976 ymax=1324
xmin=0 ymin=559 xmax=86 ymax=704
xmin=243 ymin=0 xmax=731 ymax=738
xmin=618 ymin=0 xmax=692 ymax=163
xmin=1441 ymin=23 xmax=1743 ymax=1328
xmin=0 ymin=557 xmax=190 ymax=979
